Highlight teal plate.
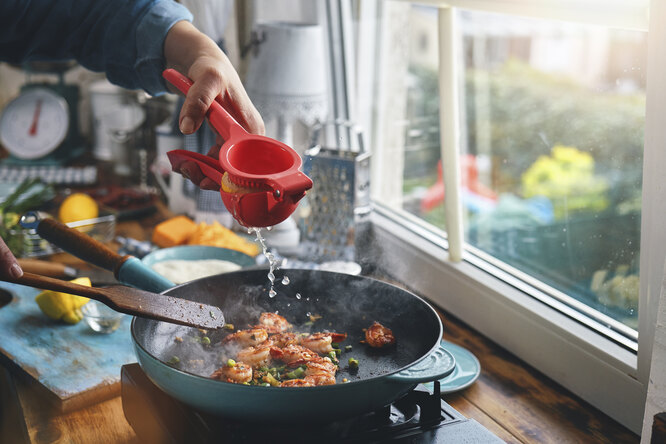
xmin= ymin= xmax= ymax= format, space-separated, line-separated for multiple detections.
xmin=425 ymin=340 xmax=481 ymax=394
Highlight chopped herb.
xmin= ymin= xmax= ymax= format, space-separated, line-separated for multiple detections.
xmin=303 ymin=321 xmax=314 ymax=327
xmin=345 ymin=345 xmax=353 ymax=352
xmin=201 ymin=336 xmax=211 ymax=345
xmin=348 ymin=358 xmax=359 ymax=369
xmin=263 ymin=373 xmax=280 ymax=386
xmin=209 ymin=310 xmax=217 ymax=319
xmin=167 ymin=356 xmax=180 ymax=365
xmin=334 ymin=349 xmax=341 ymax=357
xmin=285 ymin=367 xmax=305 ymax=379
xmin=227 ymin=359 xmax=236 ymax=367
xmin=332 ymin=342 xmax=340 ymax=348
xmin=223 ymin=323 xmax=234 ymax=331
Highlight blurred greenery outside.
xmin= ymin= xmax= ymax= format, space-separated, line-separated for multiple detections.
xmin=402 ymin=60 xmax=644 ymax=327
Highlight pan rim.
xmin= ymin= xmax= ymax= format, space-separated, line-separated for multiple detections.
xmin=130 ymin=269 xmax=443 ymax=388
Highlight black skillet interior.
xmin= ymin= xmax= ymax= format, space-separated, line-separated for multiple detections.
xmin=132 ymin=269 xmax=442 ymax=383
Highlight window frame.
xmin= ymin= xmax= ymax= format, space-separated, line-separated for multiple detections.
xmin=352 ymin=0 xmax=662 ymax=434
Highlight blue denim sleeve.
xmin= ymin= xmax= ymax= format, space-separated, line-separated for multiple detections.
xmin=0 ymin=0 xmax=193 ymax=95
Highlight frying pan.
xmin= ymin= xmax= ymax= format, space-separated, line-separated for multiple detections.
xmin=28 ymin=218 xmax=455 ymax=421
xmin=132 ymin=269 xmax=455 ymax=421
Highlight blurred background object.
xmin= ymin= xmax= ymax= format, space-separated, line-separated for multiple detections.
xmin=244 ymin=21 xmax=328 ymax=149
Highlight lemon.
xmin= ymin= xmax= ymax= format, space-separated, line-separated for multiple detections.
xmin=59 ymin=193 xmax=99 ymax=224
xmin=35 ymin=277 xmax=91 ymax=324
xmin=220 ymin=172 xmax=255 ymax=194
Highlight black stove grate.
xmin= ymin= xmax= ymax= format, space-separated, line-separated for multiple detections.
xmin=121 ymin=364 xmax=503 ymax=444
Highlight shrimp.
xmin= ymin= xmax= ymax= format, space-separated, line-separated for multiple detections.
xmin=300 ymin=332 xmax=347 ymax=354
xmin=255 ymin=312 xmax=292 ymax=334
xmin=266 ymin=332 xmax=298 ymax=348
xmin=364 ymin=321 xmax=395 ymax=348
xmin=287 ymin=356 xmax=337 ymax=374
xmin=304 ymin=374 xmax=336 ymax=386
xmin=283 ymin=357 xmax=337 ymax=386
xmin=269 ymin=344 xmax=320 ymax=364
xmin=211 ymin=361 xmax=253 ymax=384
xmin=221 ymin=328 xmax=268 ymax=348
xmin=236 ymin=345 xmax=272 ymax=368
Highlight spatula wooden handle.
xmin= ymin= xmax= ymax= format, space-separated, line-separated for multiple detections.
xmin=35 ymin=218 xmax=130 ymax=276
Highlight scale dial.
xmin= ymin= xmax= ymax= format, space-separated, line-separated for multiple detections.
xmin=0 ymin=88 xmax=70 ymax=159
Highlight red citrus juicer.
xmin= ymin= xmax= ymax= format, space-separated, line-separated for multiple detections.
xmin=163 ymin=69 xmax=313 ymax=227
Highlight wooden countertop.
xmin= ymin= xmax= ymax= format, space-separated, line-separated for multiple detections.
xmin=0 ymin=205 xmax=639 ymax=443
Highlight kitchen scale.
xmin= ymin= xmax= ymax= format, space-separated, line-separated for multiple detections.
xmin=0 ymin=61 xmax=84 ymax=165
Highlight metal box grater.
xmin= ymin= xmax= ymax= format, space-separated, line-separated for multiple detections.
xmin=300 ymin=122 xmax=371 ymax=262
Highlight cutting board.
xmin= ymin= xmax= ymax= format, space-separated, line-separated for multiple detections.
xmin=0 ymin=282 xmax=136 ymax=412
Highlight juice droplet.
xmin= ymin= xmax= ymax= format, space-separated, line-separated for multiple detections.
xmin=295 ymin=293 xmax=301 ymax=300
xmin=282 ymin=276 xmax=290 ymax=285
xmin=269 ymin=289 xmax=277 ymax=298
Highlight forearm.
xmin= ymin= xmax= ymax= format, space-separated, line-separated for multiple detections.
xmin=0 ymin=0 xmax=192 ymax=95
xmin=162 ymin=20 xmax=263 ymax=136
xmin=164 ymin=21 xmax=224 ymax=75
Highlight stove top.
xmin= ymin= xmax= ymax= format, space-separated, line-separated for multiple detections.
xmin=121 ymin=364 xmax=503 ymax=443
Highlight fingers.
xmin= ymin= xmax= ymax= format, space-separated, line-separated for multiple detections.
xmin=178 ymin=66 xmax=223 ymax=135
xmin=176 ymin=160 xmax=220 ymax=191
xmin=178 ymin=61 xmax=265 ymax=137
xmin=220 ymin=84 xmax=265 ymax=136
xmin=0 ymin=237 xmax=22 ymax=279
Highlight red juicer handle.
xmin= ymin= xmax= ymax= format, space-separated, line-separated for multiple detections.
xmin=266 ymin=171 xmax=313 ymax=201
xmin=162 ymin=69 xmax=247 ymax=141
xmin=167 ymin=149 xmax=225 ymax=185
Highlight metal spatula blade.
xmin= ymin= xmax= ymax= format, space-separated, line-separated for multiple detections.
xmin=5 ymin=272 xmax=224 ymax=330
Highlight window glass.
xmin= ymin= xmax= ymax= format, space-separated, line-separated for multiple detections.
xmin=373 ymin=5 xmax=645 ymax=330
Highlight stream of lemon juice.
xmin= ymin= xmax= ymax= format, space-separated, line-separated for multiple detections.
xmin=250 ymin=227 xmax=289 ymax=298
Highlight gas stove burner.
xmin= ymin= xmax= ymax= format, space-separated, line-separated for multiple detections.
xmin=121 ymin=364 xmax=503 ymax=443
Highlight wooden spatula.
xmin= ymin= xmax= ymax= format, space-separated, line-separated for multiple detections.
xmin=5 ymin=272 xmax=225 ymax=330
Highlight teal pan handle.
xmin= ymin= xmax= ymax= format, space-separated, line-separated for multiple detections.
xmin=117 ymin=257 xmax=174 ymax=294
xmin=385 ymin=343 xmax=456 ymax=384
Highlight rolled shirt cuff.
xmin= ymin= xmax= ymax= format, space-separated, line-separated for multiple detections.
xmin=135 ymin=0 xmax=193 ymax=95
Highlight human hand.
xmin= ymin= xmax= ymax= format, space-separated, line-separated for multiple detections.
xmin=164 ymin=21 xmax=264 ymax=190
xmin=0 ymin=236 xmax=22 ymax=280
